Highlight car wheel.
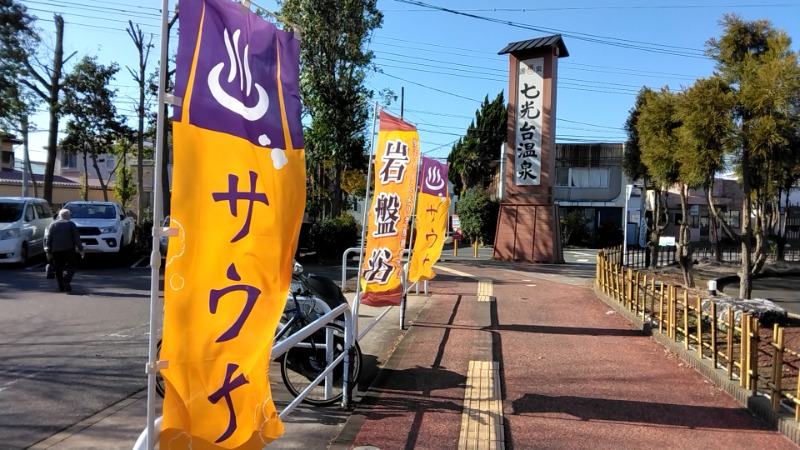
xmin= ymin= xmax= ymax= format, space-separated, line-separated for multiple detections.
xmin=19 ymin=243 xmax=28 ymax=267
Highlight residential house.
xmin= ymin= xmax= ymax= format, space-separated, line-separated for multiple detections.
xmin=1 ymin=134 xmax=21 ymax=171
xmin=0 ymin=139 xmax=119 ymax=207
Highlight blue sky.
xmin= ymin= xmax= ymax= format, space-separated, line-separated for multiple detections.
xmin=20 ymin=0 xmax=800 ymax=163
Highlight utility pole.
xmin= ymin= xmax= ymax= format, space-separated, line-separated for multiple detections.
xmin=400 ymin=86 xmax=404 ymax=119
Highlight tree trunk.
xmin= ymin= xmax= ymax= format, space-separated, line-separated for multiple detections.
xmin=90 ymin=154 xmax=109 ymax=201
xmin=331 ymin=163 xmax=342 ymax=217
xmin=776 ymin=191 xmax=790 ymax=262
xmin=710 ymin=214 xmax=721 ymax=263
xmin=739 ymin=156 xmax=753 ymax=300
xmin=21 ymin=115 xmax=30 ymax=197
xmin=43 ymin=16 xmax=65 ymax=204
xmin=677 ymin=184 xmax=694 ymax=287
xmin=81 ymin=150 xmax=89 ymax=201
xmin=648 ymin=189 xmax=663 ymax=269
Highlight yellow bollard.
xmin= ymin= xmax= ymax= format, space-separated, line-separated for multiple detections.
xmin=474 ymin=239 xmax=479 ymax=258
xmin=454 ymin=238 xmax=458 ymax=257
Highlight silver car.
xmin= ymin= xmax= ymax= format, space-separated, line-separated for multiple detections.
xmin=0 ymin=197 xmax=54 ymax=265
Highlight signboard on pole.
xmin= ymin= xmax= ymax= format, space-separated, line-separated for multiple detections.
xmin=408 ymin=157 xmax=450 ymax=282
xmin=161 ymin=0 xmax=305 ymax=447
xmin=360 ymin=111 xmax=421 ymax=307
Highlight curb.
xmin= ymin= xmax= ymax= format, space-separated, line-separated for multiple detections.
xmin=592 ymin=284 xmax=800 ymax=446
xmin=328 ymin=291 xmax=438 ymax=449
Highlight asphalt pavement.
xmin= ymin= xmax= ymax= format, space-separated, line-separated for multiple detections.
xmin=7 ymin=247 xmax=797 ymax=449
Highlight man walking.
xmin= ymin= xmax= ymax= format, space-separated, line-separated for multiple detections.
xmin=45 ymin=208 xmax=85 ymax=293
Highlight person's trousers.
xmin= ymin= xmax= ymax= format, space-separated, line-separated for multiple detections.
xmin=52 ymin=250 xmax=77 ymax=291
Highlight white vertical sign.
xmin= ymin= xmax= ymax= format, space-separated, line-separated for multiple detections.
xmin=514 ymin=57 xmax=544 ymax=186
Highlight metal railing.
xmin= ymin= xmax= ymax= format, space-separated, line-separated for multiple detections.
xmin=132 ymin=303 xmax=355 ymax=450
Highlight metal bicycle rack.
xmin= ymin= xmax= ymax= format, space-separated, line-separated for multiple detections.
xmin=133 ymin=303 xmax=356 ymax=449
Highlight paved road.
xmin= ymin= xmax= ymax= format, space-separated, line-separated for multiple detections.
xmin=722 ymin=276 xmax=800 ymax=316
xmin=0 ymin=253 xmax=154 ymax=449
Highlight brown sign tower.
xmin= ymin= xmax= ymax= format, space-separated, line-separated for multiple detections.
xmin=493 ymin=35 xmax=568 ymax=263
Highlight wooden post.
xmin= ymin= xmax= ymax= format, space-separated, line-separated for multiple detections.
xmin=711 ymin=301 xmax=718 ymax=368
xmin=727 ymin=307 xmax=734 ymax=379
xmin=596 ymin=253 xmax=601 ymax=288
xmin=641 ymin=273 xmax=647 ymax=318
xmin=740 ymin=313 xmax=750 ymax=388
xmin=772 ymin=325 xmax=785 ymax=412
xmin=658 ymin=282 xmax=665 ymax=334
xmin=751 ymin=317 xmax=759 ymax=395
xmin=626 ymin=268 xmax=633 ymax=309
xmin=634 ymin=271 xmax=640 ymax=316
xmin=670 ymin=286 xmax=677 ymax=340
xmin=683 ymin=289 xmax=689 ymax=350
xmin=650 ymin=277 xmax=656 ymax=322
xmin=696 ymin=296 xmax=702 ymax=358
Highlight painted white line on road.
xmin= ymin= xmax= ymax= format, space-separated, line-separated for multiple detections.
xmin=26 ymin=263 xmax=46 ymax=270
xmin=576 ymin=259 xmax=589 ymax=263
xmin=0 ymin=370 xmax=42 ymax=393
xmin=131 ymin=257 xmax=146 ymax=269
xmin=526 ymin=284 xmax=537 ymax=287
xmin=433 ymin=264 xmax=476 ymax=278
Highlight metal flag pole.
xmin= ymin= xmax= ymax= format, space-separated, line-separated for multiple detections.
xmin=144 ymin=0 xmax=172 ymax=447
xmin=352 ymin=102 xmax=379 ymax=343
xmin=401 ymin=152 xmax=422 ymax=330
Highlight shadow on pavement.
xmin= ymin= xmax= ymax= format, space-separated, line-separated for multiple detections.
xmin=511 ymin=393 xmax=774 ymax=430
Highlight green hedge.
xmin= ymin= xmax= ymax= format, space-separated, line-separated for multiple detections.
xmin=309 ymin=214 xmax=359 ymax=260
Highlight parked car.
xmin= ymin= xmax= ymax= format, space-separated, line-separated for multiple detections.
xmin=0 ymin=197 xmax=54 ymax=265
xmin=63 ymin=201 xmax=136 ymax=254
xmin=159 ymin=215 xmax=170 ymax=256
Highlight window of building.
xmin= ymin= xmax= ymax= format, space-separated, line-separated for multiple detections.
xmin=554 ymin=167 xmax=610 ymax=188
xmin=106 ymin=156 xmax=116 ymax=169
xmin=62 ymin=152 xmax=77 ymax=168
xmin=1 ymin=151 xmax=11 ymax=163
xmin=674 ymin=213 xmax=683 ymax=226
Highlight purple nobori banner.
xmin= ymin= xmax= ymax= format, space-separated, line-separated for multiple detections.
xmin=173 ymin=0 xmax=303 ymax=150
xmin=418 ymin=156 xmax=449 ymax=197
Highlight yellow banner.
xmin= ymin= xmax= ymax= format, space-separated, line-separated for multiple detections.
xmin=408 ymin=158 xmax=450 ymax=282
xmin=360 ymin=111 xmax=420 ymax=307
xmin=161 ymin=0 xmax=305 ymax=448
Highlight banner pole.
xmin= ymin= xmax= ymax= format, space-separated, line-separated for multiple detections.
xmin=144 ymin=0 xmax=172 ymax=447
xmin=401 ymin=153 xmax=422 ymax=330
xmin=352 ymin=102 xmax=379 ymax=342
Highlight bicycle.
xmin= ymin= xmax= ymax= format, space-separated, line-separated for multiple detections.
xmin=155 ymin=269 xmax=362 ymax=406
xmin=275 ymin=272 xmax=362 ymax=406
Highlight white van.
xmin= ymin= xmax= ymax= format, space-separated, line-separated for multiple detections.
xmin=0 ymin=197 xmax=54 ymax=265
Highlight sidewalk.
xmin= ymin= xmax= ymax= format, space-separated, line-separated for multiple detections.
xmin=29 ymin=257 xmax=800 ymax=449
xmin=333 ymin=260 xmax=799 ymax=449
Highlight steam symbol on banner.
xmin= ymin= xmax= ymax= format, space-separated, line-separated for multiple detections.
xmin=424 ymin=165 xmax=445 ymax=194
xmin=207 ymin=28 xmax=289 ymax=170
xmin=208 ymin=28 xmax=270 ymax=123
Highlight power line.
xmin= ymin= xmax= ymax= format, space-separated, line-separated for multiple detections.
xmin=378 ymin=73 xmax=483 ymax=103
xmin=386 ymin=4 xmax=800 ymax=13
xmin=391 ymin=0 xmax=708 ymax=59
xmin=26 ymin=6 xmax=161 ymax=29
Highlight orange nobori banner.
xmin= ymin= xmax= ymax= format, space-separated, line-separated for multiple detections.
xmin=160 ymin=0 xmax=305 ymax=448
xmin=359 ymin=111 xmax=421 ymax=307
xmin=408 ymin=157 xmax=450 ymax=282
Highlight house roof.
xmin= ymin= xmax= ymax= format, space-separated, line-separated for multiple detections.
xmin=0 ymin=170 xmax=86 ymax=188
xmin=0 ymin=133 xmax=22 ymax=145
xmin=498 ymin=34 xmax=569 ymax=57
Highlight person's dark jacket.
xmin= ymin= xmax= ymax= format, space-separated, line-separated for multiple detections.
xmin=45 ymin=219 xmax=84 ymax=253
